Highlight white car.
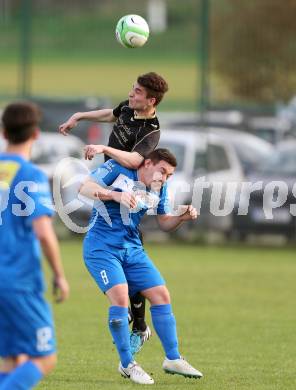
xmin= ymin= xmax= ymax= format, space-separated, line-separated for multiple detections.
xmin=247 ymin=116 xmax=292 ymax=145
xmin=158 ymin=128 xmax=273 ymax=234
xmin=208 ymin=127 xmax=273 ymax=174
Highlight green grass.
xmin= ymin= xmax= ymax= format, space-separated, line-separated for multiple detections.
xmin=37 ymin=240 xmax=296 ymax=389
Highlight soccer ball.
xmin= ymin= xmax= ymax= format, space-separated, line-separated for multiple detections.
xmin=115 ymin=15 xmax=149 ymax=48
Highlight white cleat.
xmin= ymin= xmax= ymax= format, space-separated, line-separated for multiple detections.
xmin=163 ymin=357 xmax=203 ymax=379
xmin=119 ymin=361 xmax=154 ymax=385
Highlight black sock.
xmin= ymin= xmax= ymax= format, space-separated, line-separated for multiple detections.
xmin=130 ymin=292 xmax=147 ymax=332
xmin=128 ymin=306 xmax=134 ymax=324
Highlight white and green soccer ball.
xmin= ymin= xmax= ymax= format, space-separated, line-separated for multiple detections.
xmin=115 ymin=15 xmax=149 ymax=48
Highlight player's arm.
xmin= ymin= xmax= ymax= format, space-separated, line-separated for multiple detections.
xmin=33 ymin=216 xmax=70 ymax=302
xmin=59 ymin=109 xmax=115 ymax=136
xmin=85 ymin=145 xmax=143 ymax=169
xmin=79 ymin=177 xmax=115 ymax=201
xmin=156 ymin=205 xmax=198 ymax=232
xmin=79 ymin=178 xmax=137 ymax=208
xmin=84 ymin=130 xmax=160 ymax=169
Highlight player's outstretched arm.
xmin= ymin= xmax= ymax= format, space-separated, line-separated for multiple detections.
xmin=59 ymin=109 xmax=116 ymax=136
xmin=157 ymin=205 xmax=198 ymax=232
xmin=84 ymin=144 xmax=143 ymax=169
xmin=79 ymin=178 xmax=114 ymax=201
xmin=33 ymin=216 xmax=70 ymax=303
xmin=79 ymin=178 xmax=137 ymax=208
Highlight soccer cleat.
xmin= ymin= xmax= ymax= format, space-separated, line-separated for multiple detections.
xmin=162 ymin=357 xmax=203 ymax=379
xmin=118 ymin=361 xmax=154 ymax=385
xmin=130 ymin=326 xmax=152 ymax=355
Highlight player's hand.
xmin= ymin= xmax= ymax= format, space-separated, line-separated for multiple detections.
xmin=59 ymin=114 xmax=79 ymax=136
xmin=84 ymin=144 xmax=105 ymax=160
xmin=179 ymin=205 xmax=198 ymax=221
xmin=53 ymin=276 xmax=70 ymax=303
xmin=111 ymin=191 xmax=138 ymax=209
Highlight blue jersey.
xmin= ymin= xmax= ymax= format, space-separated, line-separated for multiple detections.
xmin=0 ymin=154 xmax=54 ymax=293
xmin=84 ymin=159 xmax=170 ymax=250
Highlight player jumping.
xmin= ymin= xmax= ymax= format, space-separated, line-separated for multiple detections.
xmin=59 ymin=72 xmax=168 ymax=354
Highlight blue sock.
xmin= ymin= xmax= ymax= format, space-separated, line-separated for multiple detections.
xmin=150 ymin=304 xmax=180 ymax=360
xmin=0 ymin=373 xmax=9 ymax=385
xmin=0 ymin=361 xmax=43 ymax=389
xmin=108 ymin=306 xmax=133 ymax=368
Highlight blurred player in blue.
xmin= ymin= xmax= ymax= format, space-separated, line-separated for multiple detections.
xmin=60 ymin=72 xmax=169 ymax=354
xmin=0 ymin=102 xmax=70 ymax=389
xmin=79 ymin=148 xmax=203 ymax=384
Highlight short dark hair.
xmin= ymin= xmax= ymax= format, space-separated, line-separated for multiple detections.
xmin=137 ymin=72 xmax=168 ymax=106
xmin=1 ymin=101 xmax=41 ymax=144
xmin=145 ymin=148 xmax=177 ymax=168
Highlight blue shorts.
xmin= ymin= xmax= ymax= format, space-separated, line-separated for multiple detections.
xmin=83 ymin=245 xmax=165 ymax=296
xmin=0 ymin=291 xmax=56 ymax=358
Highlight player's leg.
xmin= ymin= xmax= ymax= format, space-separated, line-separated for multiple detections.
xmin=0 ymin=353 xmax=56 ymax=390
xmin=129 ymin=230 xmax=150 ymax=353
xmin=0 ymin=292 xmax=57 ymax=389
xmin=129 ymin=292 xmax=152 ymax=356
xmin=130 ymin=292 xmax=147 ymax=332
xmin=141 ymin=285 xmax=180 ymax=360
xmin=130 ymin=229 xmax=147 ymax=331
xmin=0 ymin=355 xmax=28 ymax=385
xmin=32 ymin=353 xmax=57 ymax=375
xmin=84 ymin=250 xmax=133 ymax=367
xmin=106 ymin=284 xmax=153 ymax=385
xmin=125 ymin=247 xmax=165 ymax=356
xmin=84 ymin=250 xmax=132 ymax=363
xmin=105 ymin=283 xmax=133 ymax=369
xmin=125 ymin=248 xmax=180 ymax=361
xmin=124 ymin=248 xmax=203 ymax=379
xmin=83 ymin=249 xmax=153 ymax=384
xmin=142 ymin=285 xmax=203 ymax=379
xmin=0 ymin=358 xmax=14 ymax=385
xmin=84 ymin=248 xmax=133 ymax=367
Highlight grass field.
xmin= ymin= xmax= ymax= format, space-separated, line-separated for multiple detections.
xmin=37 ymin=240 xmax=296 ymax=390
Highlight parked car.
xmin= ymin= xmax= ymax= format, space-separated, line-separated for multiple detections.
xmin=246 ymin=116 xmax=293 ymax=145
xmin=232 ymin=140 xmax=296 ymax=240
xmin=277 ymin=95 xmax=296 ymax=129
xmin=208 ymin=127 xmax=273 ymax=174
xmin=158 ymin=109 xmax=245 ymax=131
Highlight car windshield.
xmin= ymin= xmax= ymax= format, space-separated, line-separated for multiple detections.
xmin=258 ymin=147 xmax=296 ymax=175
xmin=231 ymin=139 xmax=272 ymax=173
xmin=158 ymin=141 xmax=185 ymax=172
xmin=252 ymin=128 xmax=275 ymax=144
